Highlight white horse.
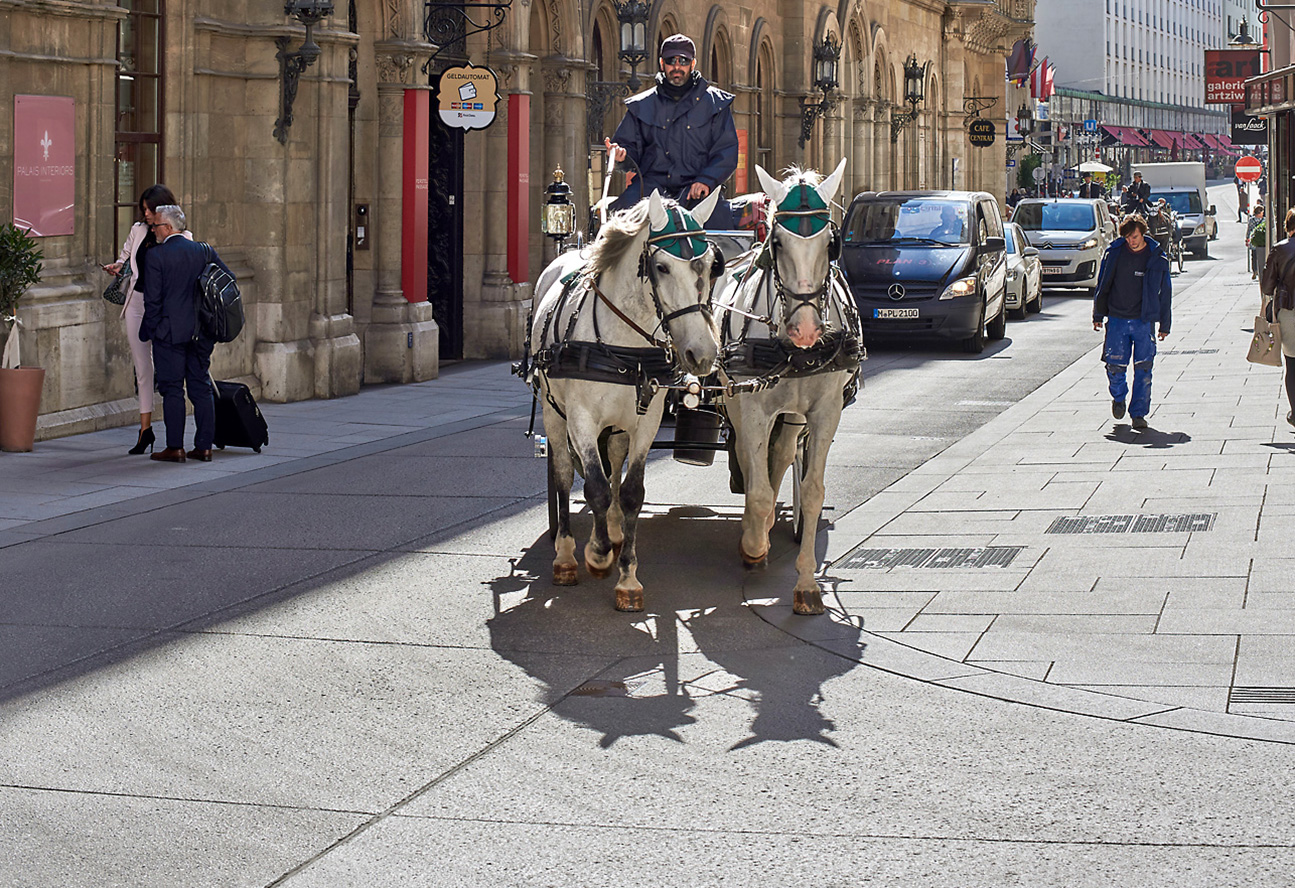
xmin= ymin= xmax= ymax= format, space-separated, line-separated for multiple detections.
xmin=716 ymin=160 xmax=862 ymax=615
xmin=528 ymin=189 xmax=723 ymax=611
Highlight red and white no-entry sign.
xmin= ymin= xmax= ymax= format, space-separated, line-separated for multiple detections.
xmin=1236 ymin=155 xmax=1263 ymax=182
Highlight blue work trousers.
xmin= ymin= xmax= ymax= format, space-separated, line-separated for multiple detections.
xmin=152 ymin=338 xmax=215 ymax=450
xmin=1103 ymin=316 xmax=1157 ymax=418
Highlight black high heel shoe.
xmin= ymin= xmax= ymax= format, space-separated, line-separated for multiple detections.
xmin=129 ymin=427 xmax=156 ymax=455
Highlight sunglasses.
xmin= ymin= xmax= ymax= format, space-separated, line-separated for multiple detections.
xmin=663 ymin=56 xmax=692 ymax=66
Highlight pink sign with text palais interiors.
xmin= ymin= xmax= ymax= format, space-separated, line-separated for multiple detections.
xmin=14 ymin=95 xmax=76 ymax=237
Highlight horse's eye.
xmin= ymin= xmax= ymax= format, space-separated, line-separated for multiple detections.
xmin=655 ymin=262 xmax=670 ymax=275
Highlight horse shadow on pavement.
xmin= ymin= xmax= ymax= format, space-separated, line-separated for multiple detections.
xmin=485 ymin=505 xmax=862 ymax=749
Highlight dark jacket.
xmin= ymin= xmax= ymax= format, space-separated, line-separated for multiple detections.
xmin=1093 ymin=236 xmax=1172 ymax=332
xmin=610 ymin=72 xmax=738 ymax=206
xmin=1261 ymin=237 xmax=1295 ymax=312
xmin=141 ymin=235 xmax=231 ymax=343
xmin=1078 ymin=181 xmax=1105 ymax=199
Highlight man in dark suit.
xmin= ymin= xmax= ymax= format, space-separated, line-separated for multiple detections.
xmin=140 ymin=205 xmax=231 ymax=463
xmin=1078 ymin=172 xmax=1105 ymax=199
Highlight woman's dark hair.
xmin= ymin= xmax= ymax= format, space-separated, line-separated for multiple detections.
xmin=1285 ymin=208 xmax=1295 ymax=233
xmin=138 ymin=184 xmax=178 ymax=216
xmin=1119 ymin=214 xmax=1147 ymax=237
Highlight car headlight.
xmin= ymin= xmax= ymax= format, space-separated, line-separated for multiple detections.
xmin=1079 ymin=237 xmax=1099 ymax=250
xmin=1194 ymin=223 xmax=1205 ymax=235
xmin=939 ymin=276 xmax=978 ymax=300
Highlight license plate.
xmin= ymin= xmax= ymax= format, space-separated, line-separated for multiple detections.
xmin=1042 ymin=266 xmax=1066 ymax=275
xmin=874 ymin=308 xmax=919 ymax=319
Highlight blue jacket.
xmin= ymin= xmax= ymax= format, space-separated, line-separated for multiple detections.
xmin=1092 ymin=236 xmax=1172 ymax=333
xmin=610 ymin=72 xmax=738 ymax=206
xmin=141 ymin=235 xmax=231 ymax=344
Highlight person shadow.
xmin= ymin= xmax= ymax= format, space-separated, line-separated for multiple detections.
xmin=485 ymin=504 xmax=862 ymax=749
xmin=1105 ymin=424 xmax=1192 ymax=450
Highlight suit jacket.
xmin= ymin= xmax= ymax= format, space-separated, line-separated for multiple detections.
xmin=141 ymin=235 xmax=231 ymax=344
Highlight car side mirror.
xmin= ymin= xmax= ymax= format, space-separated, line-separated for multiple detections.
xmin=982 ymin=236 xmax=1005 ymax=252
xmin=1207 ymin=205 xmax=1217 ymax=215
xmin=1023 ymin=246 xmax=1039 ymax=258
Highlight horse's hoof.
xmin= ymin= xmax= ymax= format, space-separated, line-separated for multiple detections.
xmin=553 ymin=564 xmax=579 ymax=586
xmin=615 ymin=587 xmax=644 ymax=612
xmin=793 ymin=589 xmax=825 ymax=615
xmin=739 ymin=542 xmax=768 ymax=568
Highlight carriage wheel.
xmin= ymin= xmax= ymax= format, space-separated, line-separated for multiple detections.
xmin=791 ymin=433 xmax=809 ymax=543
xmin=546 ymin=447 xmax=559 ymax=542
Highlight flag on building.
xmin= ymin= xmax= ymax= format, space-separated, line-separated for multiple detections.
xmin=1006 ymin=39 xmax=1035 ymax=84
xmin=1031 ymin=57 xmax=1056 ymax=101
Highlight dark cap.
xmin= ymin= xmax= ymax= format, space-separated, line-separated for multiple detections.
xmin=660 ymin=34 xmax=696 ymax=61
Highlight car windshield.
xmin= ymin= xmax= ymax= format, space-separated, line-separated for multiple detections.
xmin=1149 ymin=191 xmax=1203 ymax=214
xmin=844 ymin=198 xmax=972 ymax=245
xmin=1012 ymin=202 xmax=1098 ymax=232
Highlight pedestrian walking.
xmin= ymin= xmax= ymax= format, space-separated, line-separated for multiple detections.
xmin=100 ymin=184 xmax=192 ymax=455
xmin=1248 ymin=204 xmax=1267 ymax=279
xmin=139 ymin=205 xmax=232 ymax=463
xmin=1259 ymin=208 xmax=1295 ymax=429
xmin=1238 ymin=184 xmax=1250 ymax=222
xmin=1092 ymin=214 xmax=1172 ymax=430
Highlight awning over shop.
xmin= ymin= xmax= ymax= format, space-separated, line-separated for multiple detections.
xmin=1180 ymin=133 xmax=1208 ymax=150
xmin=1196 ymin=133 xmax=1224 ymax=150
xmin=1143 ymin=128 xmax=1178 ymax=149
xmin=1100 ymin=125 xmax=1150 ymax=147
xmin=1216 ymin=133 xmax=1242 ymax=156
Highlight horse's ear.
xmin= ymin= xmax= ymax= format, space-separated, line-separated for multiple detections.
xmin=755 ymin=165 xmax=785 ymax=205
xmin=692 ymin=186 xmax=722 ymax=225
xmin=648 ymin=190 xmax=668 ymax=230
xmin=816 ymin=157 xmax=848 ymax=205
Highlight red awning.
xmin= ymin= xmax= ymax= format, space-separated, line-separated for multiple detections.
xmin=1216 ymin=133 xmax=1242 ymax=156
xmin=1196 ymin=133 xmax=1223 ymax=150
xmin=1100 ymin=125 xmax=1150 ymax=147
xmin=1144 ymin=128 xmax=1177 ymax=149
xmin=1180 ymin=133 xmax=1207 ymax=150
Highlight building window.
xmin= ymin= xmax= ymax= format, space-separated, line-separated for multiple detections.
xmin=114 ymin=0 xmax=164 ymax=246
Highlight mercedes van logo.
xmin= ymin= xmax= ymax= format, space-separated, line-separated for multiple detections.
xmin=887 ymin=283 xmax=906 ymax=301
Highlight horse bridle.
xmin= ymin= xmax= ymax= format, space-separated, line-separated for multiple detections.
xmin=762 ymin=199 xmax=839 ymax=326
xmin=626 ymin=206 xmax=716 ymax=349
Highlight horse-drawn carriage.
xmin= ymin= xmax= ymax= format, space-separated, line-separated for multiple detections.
xmin=515 ymin=160 xmax=862 ymax=616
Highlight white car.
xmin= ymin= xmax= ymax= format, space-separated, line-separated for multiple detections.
xmin=1004 ymin=222 xmax=1042 ymax=319
xmin=1012 ymin=198 xmax=1117 ymax=296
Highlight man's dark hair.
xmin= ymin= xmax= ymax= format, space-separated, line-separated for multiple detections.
xmin=1119 ymin=214 xmax=1147 ymax=237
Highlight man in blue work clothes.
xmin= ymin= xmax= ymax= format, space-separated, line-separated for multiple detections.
xmin=604 ymin=34 xmax=738 ymax=228
xmin=1092 ymin=215 xmax=1172 ymax=430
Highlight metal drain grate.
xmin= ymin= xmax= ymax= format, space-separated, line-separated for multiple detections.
xmin=1229 ymin=687 xmax=1295 ymax=705
xmin=1046 ymin=513 xmax=1215 ymax=535
xmin=835 ymin=546 xmax=1023 ymax=570
xmin=1159 ymin=348 xmax=1219 ymax=355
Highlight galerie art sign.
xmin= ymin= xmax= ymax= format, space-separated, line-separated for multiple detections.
xmin=13 ymin=95 xmax=75 ymax=237
xmin=1204 ymin=50 xmax=1261 ymax=104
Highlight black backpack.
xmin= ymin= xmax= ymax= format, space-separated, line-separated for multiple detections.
xmin=194 ymin=243 xmax=244 ymax=343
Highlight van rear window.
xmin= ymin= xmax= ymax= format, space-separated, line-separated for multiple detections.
xmin=844 ymin=198 xmax=972 ymax=245
xmin=1013 ymin=203 xmax=1098 ymax=232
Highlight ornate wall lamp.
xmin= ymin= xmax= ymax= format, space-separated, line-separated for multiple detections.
xmin=275 ymin=1 xmax=335 ymax=144
xmin=586 ymin=0 xmax=653 ymax=146
xmin=890 ymin=53 xmax=928 ymax=142
xmin=1006 ymin=103 xmax=1044 ymax=159
xmin=798 ymin=34 xmax=841 ymax=148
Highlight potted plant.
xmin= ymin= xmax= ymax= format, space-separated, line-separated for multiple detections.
xmin=0 ymin=222 xmax=44 ymax=451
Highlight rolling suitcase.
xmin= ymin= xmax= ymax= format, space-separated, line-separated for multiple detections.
xmin=211 ymin=379 xmax=269 ymax=453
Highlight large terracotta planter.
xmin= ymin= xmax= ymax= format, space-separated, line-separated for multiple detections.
xmin=0 ymin=367 xmax=45 ymax=452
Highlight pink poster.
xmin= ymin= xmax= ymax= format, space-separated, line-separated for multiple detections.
xmin=13 ymin=95 xmax=75 ymax=237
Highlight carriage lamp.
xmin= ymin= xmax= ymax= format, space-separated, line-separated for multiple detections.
xmin=890 ymin=53 xmax=929 ymax=142
xmin=275 ymin=1 xmax=335 ymax=144
xmin=540 ymin=166 xmax=577 ymax=252
xmin=1230 ymin=17 xmax=1259 ymax=47
xmin=616 ymin=0 xmax=651 ymax=91
xmin=1016 ymin=103 xmax=1034 ymax=136
xmin=798 ymin=34 xmax=842 ymax=148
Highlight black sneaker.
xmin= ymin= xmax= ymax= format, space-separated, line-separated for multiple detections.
xmin=1132 ymin=415 xmax=1148 ymax=430
xmin=1112 ymin=400 xmax=1126 ymax=420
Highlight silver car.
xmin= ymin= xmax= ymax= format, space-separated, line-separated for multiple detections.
xmin=1012 ymin=198 xmax=1116 ymax=296
xmin=1004 ymin=222 xmax=1042 ymax=319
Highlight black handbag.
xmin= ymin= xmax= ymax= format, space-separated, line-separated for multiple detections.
xmin=102 ymin=265 xmax=130 ymax=305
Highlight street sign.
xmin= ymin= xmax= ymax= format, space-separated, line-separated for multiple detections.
xmin=969 ymin=118 xmax=996 ymax=147
xmin=1083 ymin=119 xmax=1098 ymax=132
xmin=1235 ymin=155 xmax=1263 ymax=182
xmin=1032 ymin=167 xmax=1046 ymax=183
xmin=437 ymin=63 xmax=499 ymax=131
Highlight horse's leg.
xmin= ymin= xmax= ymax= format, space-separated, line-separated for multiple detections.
xmin=791 ymin=399 xmax=844 ymax=615
xmin=544 ymin=403 xmax=579 ymax=586
xmin=731 ymin=399 xmax=777 ymax=566
xmin=571 ymin=422 xmax=617 ymax=579
xmin=766 ymin=414 xmax=804 ymax=535
xmin=604 ymin=430 xmax=629 ymax=559
xmin=610 ymin=404 xmax=662 ymax=612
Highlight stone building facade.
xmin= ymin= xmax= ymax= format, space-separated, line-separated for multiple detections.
xmin=1 ymin=0 xmax=1032 ymax=438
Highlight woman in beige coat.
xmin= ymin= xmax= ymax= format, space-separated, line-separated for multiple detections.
xmin=1259 ymin=207 xmax=1295 ymax=428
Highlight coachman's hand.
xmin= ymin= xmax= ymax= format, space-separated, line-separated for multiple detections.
xmin=688 ymin=182 xmax=711 ymax=201
xmin=604 ymin=138 xmax=626 ymax=163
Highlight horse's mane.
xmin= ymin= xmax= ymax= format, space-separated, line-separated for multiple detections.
xmin=779 ymin=165 xmax=824 ymax=187
xmin=587 ymin=201 xmax=650 ymax=278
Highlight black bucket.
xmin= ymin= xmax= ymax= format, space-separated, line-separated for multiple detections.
xmin=673 ymin=407 xmax=722 ymax=466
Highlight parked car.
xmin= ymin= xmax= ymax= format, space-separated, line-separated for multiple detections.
xmin=1004 ymin=221 xmax=1042 ymax=319
xmin=840 ymin=190 xmax=1008 ymax=353
xmin=1012 ymin=197 xmax=1116 ymax=296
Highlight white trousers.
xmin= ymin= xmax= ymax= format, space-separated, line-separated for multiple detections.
xmin=122 ymin=291 xmax=154 ymax=414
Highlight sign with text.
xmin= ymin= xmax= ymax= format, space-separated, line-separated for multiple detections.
xmin=437 ymin=64 xmax=499 ymax=130
xmin=969 ymin=118 xmax=996 ymax=147
xmin=1205 ymin=50 xmax=1261 ymax=104
xmin=13 ymin=95 xmax=75 ymax=237
xmin=1231 ymin=108 xmax=1268 ymax=145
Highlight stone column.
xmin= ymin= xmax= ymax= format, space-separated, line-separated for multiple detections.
xmin=363 ymin=42 xmax=440 ymax=384
xmin=539 ymin=59 xmax=583 ymax=268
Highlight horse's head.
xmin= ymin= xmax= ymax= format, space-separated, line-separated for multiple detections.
xmin=755 ymin=159 xmax=847 ymax=349
xmin=640 ymin=189 xmax=722 ymax=375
